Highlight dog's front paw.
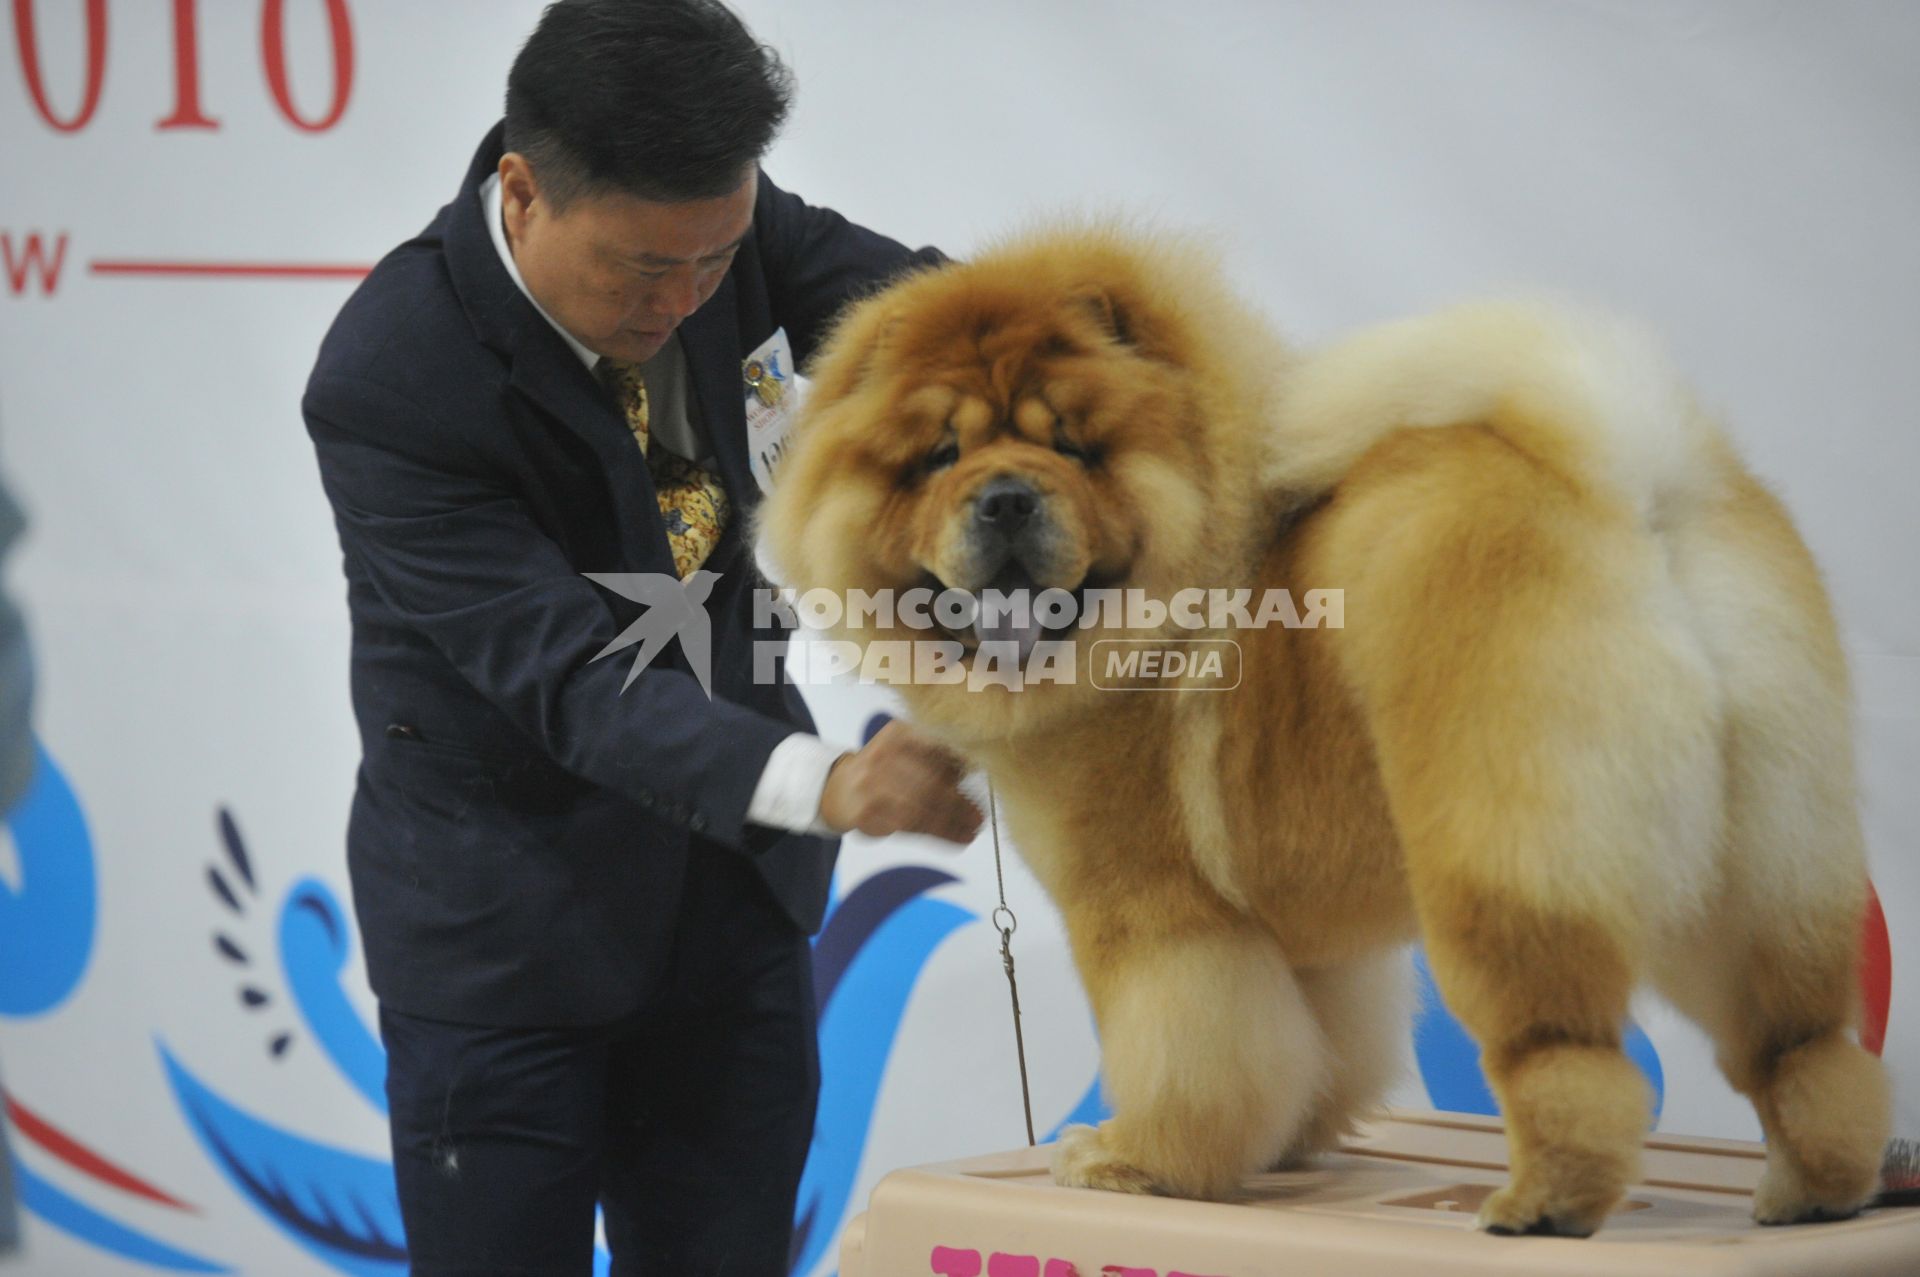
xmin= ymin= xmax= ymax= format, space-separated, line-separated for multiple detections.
xmin=1051 ymin=1122 xmax=1158 ymax=1195
xmin=1475 ymin=1182 xmax=1609 ymax=1239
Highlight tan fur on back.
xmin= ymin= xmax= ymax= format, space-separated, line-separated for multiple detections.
xmin=757 ymin=228 xmax=1889 ymax=1233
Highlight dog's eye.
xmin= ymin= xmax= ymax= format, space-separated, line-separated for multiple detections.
xmin=924 ymin=441 xmax=961 ymax=472
xmin=1053 ymin=431 xmax=1098 ymax=467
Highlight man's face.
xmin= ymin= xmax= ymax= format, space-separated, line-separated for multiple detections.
xmin=499 ymin=153 xmax=756 ymax=364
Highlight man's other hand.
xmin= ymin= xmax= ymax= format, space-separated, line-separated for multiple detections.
xmin=817 ymin=720 xmax=982 ymax=844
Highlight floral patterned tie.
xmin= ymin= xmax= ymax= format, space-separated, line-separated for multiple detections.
xmin=600 ymin=358 xmax=729 ymax=579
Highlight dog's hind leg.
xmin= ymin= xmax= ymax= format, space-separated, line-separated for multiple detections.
xmin=1053 ymin=924 xmax=1328 ymax=1200
xmin=1415 ymin=888 xmax=1653 ymax=1236
xmin=1652 ymin=474 xmax=1890 ymax=1225
xmin=1317 ymin=422 xmax=1728 ymax=1235
xmin=1654 ymin=903 xmax=1888 ymax=1225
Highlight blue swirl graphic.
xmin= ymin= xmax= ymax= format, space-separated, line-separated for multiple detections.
xmin=0 ymin=744 xmax=234 ymax=1269
xmin=159 ymin=1044 xmax=407 ymax=1277
xmin=279 ymin=877 xmax=388 ymax=1115
xmin=1413 ymin=948 xmax=1664 ymax=1122
xmin=10 ymin=1154 xmax=227 ymax=1273
xmin=0 ymin=741 xmax=96 ymax=1015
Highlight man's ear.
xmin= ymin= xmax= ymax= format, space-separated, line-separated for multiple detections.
xmin=498 ymin=152 xmax=540 ymax=242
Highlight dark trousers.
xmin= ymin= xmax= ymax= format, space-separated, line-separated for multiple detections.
xmin=380 ymin=848 xmax=818 ymax=1276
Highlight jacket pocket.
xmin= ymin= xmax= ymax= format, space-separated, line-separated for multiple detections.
xmin=380 ymin=724 xmax=590 ymax=814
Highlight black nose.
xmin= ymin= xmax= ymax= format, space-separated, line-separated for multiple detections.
xmin=974 ymin=476 xmax=1040 ymax=533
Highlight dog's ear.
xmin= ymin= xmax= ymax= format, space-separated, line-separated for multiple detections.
xmin=807 ymin=297 xmax=900 ymax=405
xmin=1070 ymin=281 xmax=1178 ymax=364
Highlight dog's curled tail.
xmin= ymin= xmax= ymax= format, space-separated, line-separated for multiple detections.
xmin=1263 ymin=299 xmax=1728 ymax=527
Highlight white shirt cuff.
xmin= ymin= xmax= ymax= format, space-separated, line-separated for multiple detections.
xmin=746 ymin=733 xmax=850 ymax=837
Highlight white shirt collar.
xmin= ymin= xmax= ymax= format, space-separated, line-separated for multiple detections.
xmin=480 ymin=170 xmax=601 ymax=370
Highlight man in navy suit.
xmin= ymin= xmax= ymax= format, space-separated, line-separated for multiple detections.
xmin=303 ymin=2 xmax=980 ymax=1272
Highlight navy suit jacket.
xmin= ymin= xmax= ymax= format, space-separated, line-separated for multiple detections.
xmin=304 ymin=124 xmax=938 ymax=1027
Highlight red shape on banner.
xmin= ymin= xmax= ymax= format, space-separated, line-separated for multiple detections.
xmin=12 ymin=0 xmax=107 ymax=133
xmin=261 ymin=0 xmax=354 ymax=133
xmin=1861 ymin=880 xmax=1891 ymax=1056
xmin=3 ymin=1090 xmax=198 ymax=1211
xmin=156 ymin=0 xmax=218 ymax=130
xmin=2 ymin=230 xmax=68 ymax=296
xmin=89 ymin=258 xmax=371 ymax=280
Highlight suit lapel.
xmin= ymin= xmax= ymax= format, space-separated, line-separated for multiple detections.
xmin=506 ymin=333 xmax=631 ymax=474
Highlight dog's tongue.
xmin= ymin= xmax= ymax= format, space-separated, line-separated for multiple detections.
xmin=973 ymin=613 xmax=1046 ymax=663
xmin=972 ymin=567 xmax=1045 ymax=663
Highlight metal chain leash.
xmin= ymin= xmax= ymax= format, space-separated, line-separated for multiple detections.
xmin=987 ymin=780 xmax=1037 ymax=1146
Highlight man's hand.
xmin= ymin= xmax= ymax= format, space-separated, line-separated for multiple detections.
xmin=817 ymin=720 xmax=982 ymax=845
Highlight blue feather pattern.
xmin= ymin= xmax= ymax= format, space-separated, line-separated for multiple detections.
xmin=278 ymin=878 xmax=389 ymax=1115
xmin=158 ymin=1044 xmax=407 ymax=1276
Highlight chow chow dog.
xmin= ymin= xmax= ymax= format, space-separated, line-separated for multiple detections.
xmin=756 ymin=228 xmax=1889 ymax=1236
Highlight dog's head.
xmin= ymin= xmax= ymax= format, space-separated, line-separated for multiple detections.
xmin=758 ymin=228 xmax=1281 ymax=739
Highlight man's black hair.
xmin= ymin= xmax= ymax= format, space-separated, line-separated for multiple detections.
xmin=504 ymin=0 xmax=794 ymax=207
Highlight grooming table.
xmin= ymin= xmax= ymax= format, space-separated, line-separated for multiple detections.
xmin=839 ymin=1109 xmax=1920 ymax=1276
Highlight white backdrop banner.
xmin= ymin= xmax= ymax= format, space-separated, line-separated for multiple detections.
xmin=1 ymin=3 xmax=1915 ymax=1274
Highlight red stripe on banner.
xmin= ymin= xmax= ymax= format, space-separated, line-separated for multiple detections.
xmin=1861 ymin=881 xmax=1891 ymax=1057
xmin=89 ymin=260 xmax=372 ymax=280
xmin=2 ymin=1091 xmax=198 ymax=1212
